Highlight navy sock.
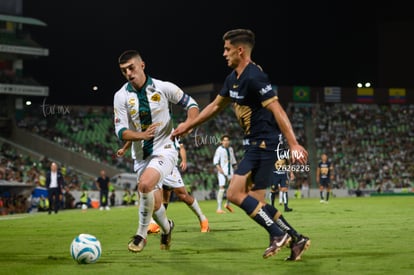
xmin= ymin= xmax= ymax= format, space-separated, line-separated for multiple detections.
xmin=270 ymin=192 xmax=276 ymax=206
xmin=240 ymin=195 xmax=283 ymax=237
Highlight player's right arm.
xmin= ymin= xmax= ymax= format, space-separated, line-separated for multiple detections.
xmin=172 ymin=95 xmax=232 ymax=139
xmin=113 ymin=90 xmax=156 ymax=142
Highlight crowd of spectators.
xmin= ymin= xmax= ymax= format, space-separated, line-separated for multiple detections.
xmin=314 ymin=104 xmax=414 ymax=191
xmin=11 ymin=103 xmax=414 ymax=199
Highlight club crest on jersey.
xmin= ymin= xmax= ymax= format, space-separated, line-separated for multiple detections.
xmin=151 ymin=93 xmax=161 ymax=102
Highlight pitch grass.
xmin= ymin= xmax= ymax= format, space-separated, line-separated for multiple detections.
xmin=0 ymin=196 xmax=413 ymax=275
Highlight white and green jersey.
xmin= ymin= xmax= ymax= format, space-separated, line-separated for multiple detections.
xmin=213 ymin=145 xmax=237 ymax=176
xmin=113 ymin=76 xmax=198 ymax=160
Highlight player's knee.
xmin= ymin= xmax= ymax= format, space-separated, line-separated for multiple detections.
xmin=226 ymin=189 xmax=238 ymax=203
xmin=181 ymin=194 xmax=194 ymax=204
xmin=137 ymin=179 xmax=155 ymax=193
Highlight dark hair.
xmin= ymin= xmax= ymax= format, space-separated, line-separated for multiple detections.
xmin=222 ymin=29 xmax=255 ymax=48
xmin=118 ymin=50 xmax=142 ymax=64
xmin=221 ymin=134 xmax=230 ymax=141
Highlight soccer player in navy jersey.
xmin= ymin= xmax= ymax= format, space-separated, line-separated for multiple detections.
xmin=316 ymin=153 xmax=334 ymax=203
xmin=172 ymin=29 xmax=310 ymax=260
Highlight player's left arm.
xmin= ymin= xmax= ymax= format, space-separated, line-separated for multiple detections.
xmin=330 ymin=162 xmax=335 ymax=180
xmin=117 ymin=141 xmax=132 ymax=157
xmin=265 ymin=98 xmax=308 ymax=164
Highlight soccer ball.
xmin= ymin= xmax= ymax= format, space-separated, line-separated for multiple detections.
xmin=70 ymin=233 xmax=102 ymax=264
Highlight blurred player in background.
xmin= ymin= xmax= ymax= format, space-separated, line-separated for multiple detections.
xmin=113 ymin=50 xmax=199 ymax=253
xmin=172 ymin=29 xmax=310 ymax=261
xmin=213 ymin=134 xmax=237 ymax=214
xmin=271 ymin=158 xmax=294 ymax=212
xmin=272 ymin=135 xmax=294 ymax=211
xmin=95 ymin=169 xmax=110 ymax=210
xmin=316 ymin=153 xmax=334 ymax=203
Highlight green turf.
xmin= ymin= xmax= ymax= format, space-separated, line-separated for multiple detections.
xmin=0 ymin=196 xmax=413 ymax=275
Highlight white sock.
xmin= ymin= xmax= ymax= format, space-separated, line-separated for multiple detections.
xmin=279 ymin=191 xmax=283 ymax=204
xmin=136 ymin=190 xmax=154 ymax=238
xmin=188 ymin=198 xmax=206 ymax=221
xmin=217 ymin=189 xmax=225 ymax=210
xmin=153 ymin=205 xmax=171 ymax=234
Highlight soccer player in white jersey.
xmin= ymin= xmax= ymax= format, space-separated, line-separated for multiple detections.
xmin=113 ymin=50 xmax=199 ymax=253
xmin=213 ymin=135 xmax=237 ymax=213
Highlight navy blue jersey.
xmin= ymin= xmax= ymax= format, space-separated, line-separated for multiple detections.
xmin=318 ymin=161 xmax=332 ymax=180
xmin=219 ymin=63 xmax=280 ymax=151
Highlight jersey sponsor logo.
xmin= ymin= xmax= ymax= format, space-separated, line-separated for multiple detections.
xmin=229 ymin=90 xmax=244 ymax=99
xmin=259 ymin=84 xmax=272 ymax=96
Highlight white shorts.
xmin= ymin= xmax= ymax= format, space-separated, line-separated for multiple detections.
xmin=217 ymin=173 xmax=232 ymax=187
xmin=163 ymin=166 xmax=185 ymax=189
xmin=134 ymin=147 xmax=178 ymax=190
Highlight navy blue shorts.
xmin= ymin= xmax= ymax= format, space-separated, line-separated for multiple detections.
xmin=273 ymin=173 xmax=288 ymax=188
xmin=235 ymin=147 xmax=276 ymax=191
xmin=319 ymin=178 xmax=330 ymax=188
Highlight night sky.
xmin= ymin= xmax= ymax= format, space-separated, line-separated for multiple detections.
xmin=20 ymin=1 xmax=413 ymax=105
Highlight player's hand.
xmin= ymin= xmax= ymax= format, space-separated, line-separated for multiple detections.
xmin=180 ymin=161 xmax=187 ymax=172
xmin=116 ymin=148 xmax=125 ymax=157
xmin=142 ymin=124 xmax=157 ymax=140
xmin=171 ymin=122 xmax=191 ymax=140
xmin=290 ymin=144 xmax=308 ymax=164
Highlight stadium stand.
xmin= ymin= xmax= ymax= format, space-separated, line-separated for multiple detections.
xmin=313 ymin=104 xmax=414 ymax=192
xmin=15 ymin=102 xmax=414 ymax=195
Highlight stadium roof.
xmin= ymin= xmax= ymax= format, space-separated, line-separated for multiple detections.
xmin=0 ymin=14 xmax=46 ymax=26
